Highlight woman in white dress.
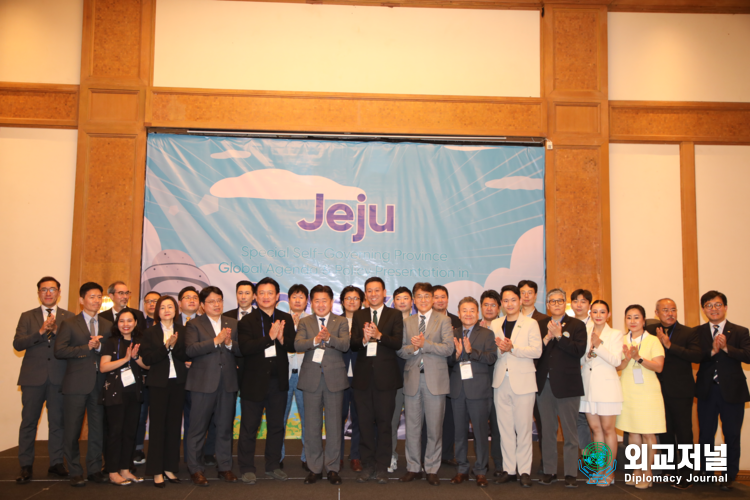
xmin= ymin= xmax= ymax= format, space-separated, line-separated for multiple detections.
xmin=580 ymin=300 xmax=623 ymax=486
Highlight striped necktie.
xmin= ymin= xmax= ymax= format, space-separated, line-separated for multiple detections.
xmin=713 ymin=324 xmax=720 ymax=383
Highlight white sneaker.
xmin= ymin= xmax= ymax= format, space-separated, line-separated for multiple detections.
xmin=388 ymin=455 xmax=398 ymax=473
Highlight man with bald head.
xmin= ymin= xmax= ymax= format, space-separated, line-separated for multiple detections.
xmin=646 ymin=298 xmax=700 ymax=489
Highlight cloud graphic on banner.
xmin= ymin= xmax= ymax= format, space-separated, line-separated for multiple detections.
xmin=211 ymin=150 xmax=252 ymax=159
xmin=444 ymin=225 xmax=545 ymax=313
xmin=485 ymin=176 xmax=543 ymax=191
xmin=209 ymin=169 xmax=365 ymax=200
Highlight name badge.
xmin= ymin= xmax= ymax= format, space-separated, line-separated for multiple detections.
xmin=367 ymin=342 xmax=378 ymax=357
xmin=633 ymin=367 xmax=644 ymax=384
xmin=460 ymin=361 xmax=473 ymax=380
xmin=121 ymin=366 xmax=136 ymax=387
xmin=313 ymin=348 xmax=325 ymax=363
xmin=265 ymin=344 xmax=277 ymax=358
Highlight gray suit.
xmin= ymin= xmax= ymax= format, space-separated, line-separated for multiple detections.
xmin=295 ymin=313 xmax=350 ymax=474
xmin=54 ymin=313 xmax=112 ymax=477
xmin=184 ymin=314 xmax=241 ymax=474
xmin=14 ymin=306 xmax=74 ymax=467
xmin=397 ymin=311 xmax=454 ymax=474
xmin=448 ymin=324 xmax=497 ymax=476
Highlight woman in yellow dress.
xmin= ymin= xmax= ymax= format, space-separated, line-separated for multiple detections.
xmin=616 ymin=304 xmax=665 ymax=489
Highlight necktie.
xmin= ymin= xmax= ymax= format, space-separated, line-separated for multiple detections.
xmin=185 ymin=316 xmax=191 ymax=324
xmin=418 ymin=315 xmax=426 ymax=371
xmin=713 ymin=325 xmax=720 ymax=383
xmin=89 ymin=318 xmax=96 ymax=336
xmin=372 ymin=310 xmax=378 ymax=326
xmin=241 ymin=310 xmax=248 ymax=318
xmin=462 ymin=329 xmax=469 ymax=361
xmin=319 ymin=317 xmax=326 ymax=347
xmin=46 ymin=308 xmax=54 ymax=340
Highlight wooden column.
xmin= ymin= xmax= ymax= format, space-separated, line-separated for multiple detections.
xmin=68 ymin=0 xmax=155 ymax=311
xmin=542 ymin=5 xmax=611 ymax=305
xmin=679 ymin=142 xmax=700 ymax=326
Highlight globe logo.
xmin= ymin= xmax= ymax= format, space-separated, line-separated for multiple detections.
xmin=579 ymin=442 xmax=616 ymax=485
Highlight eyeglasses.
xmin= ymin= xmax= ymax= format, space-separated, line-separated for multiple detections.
xmin=182 ymin=295 xmax=199 ymax=301
xmin=204 ymin=299 xmax=223 ymax=306
xmin=344 ymin=297 xmax=360 ymax=302
xmin=144 ymin=299 xmax=159 ymax=305
xmin=39 ymin=288 xmax=58 ymax=294
xmin=548 ymin=299 xmax=566 ymax=306
xmin=114 ymin=291 xmax=131 ymax=296
xmin=704 ymin=303 xmax=724 ymax=310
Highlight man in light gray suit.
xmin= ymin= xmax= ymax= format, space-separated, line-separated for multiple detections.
xmin=295 ymin=285 xmax=350 ymax=485
xmin=54 ymin=282 xmax=111 ymax=486
xmin=397 ymin=282 xmax=454 ymax=486
xmin=14 ymin=277 xmax=74 ymax=484
xmin=184 ymin=286 xmax=242 ymax=486
xmin=448 ymin=297 xmax=497 ymax=488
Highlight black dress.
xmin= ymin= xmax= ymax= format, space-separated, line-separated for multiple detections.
xmin=101 ymin=336 xmax=143 ymax=473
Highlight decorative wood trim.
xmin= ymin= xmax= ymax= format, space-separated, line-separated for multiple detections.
xmin=544 ymin=146 xmax=558 ymax=293
xmin=679 ymin=142 xmax=700 ymax=327
xmin=610 ymin=101 xmax=750 ymax=144
xmin=599 ymin=142 xmax=612 ymax=307
xmin=147 ymin=87 xmax=546 ymax=136
xmin=224 ymin=0 xmax=750 ymax=14
xmin=0 ymin=83 xmax=79 ymax=129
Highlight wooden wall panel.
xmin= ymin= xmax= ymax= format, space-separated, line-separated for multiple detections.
xmin=610 ymin=101 xmax=750 ymax=143
xmin=91 ymin=0 xmax=142 ymax=78
xmin=552 ymin=9 xmax=600 ymax=92
xmin=547 ymin=146 xmax=606 ymax=299
xmin=679 ymin=142 xmax=700 ymax=326
xmin=148 ymin=89 xmax=546 ymax=136
xmin=0 ymin=83 xmax=78 ymax=128
xmin=89 ymin=90 xmax=140 ymax=123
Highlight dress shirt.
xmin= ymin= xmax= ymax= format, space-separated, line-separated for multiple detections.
xmin=413 ymin=309 xmax=433 ymax=355
xmin=41 ymin=305 xmax=58 ymax=321
xmin=238 ymin=307 xmax=253 ymax=320
xmin=710 ymin=320 xmax=727 ymax=338
xmin=313 ymin=313 xmax=332 ymax=347
xmin=161 ymin=322 xmax=177 ymax=378
xmin=208 ymin=315 xmax=232 ymax=349
xmin=363 ymin=305 xmax=385 ymax=345
xmin=181 ymin=312 xmax=197 ymax=324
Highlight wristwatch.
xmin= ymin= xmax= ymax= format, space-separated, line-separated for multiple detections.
xmin=637 ymin=357 xmax=644 ymax=364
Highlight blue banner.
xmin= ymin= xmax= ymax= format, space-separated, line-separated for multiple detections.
xmin=141 ymin=134 xmax=546 ymax=313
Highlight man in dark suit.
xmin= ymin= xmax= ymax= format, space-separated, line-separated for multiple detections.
xmin=295 ymin=285 xmax=350 ymax=485
xmin=237 ymin=277 xmax=297 ymax=484
xmin=695 ymin=290 xmax=750 ymax=492
xmin=14 ymin=277 xmax=74 ymax=483
xmin=431 ymin=284 xmax=460 ymax=466
xmin=479 ymin=289 xmax=504 ymax=476
xmin=447 ymin=297 xmax=497 ymax=488
xmin=340 ymin=285 xmax=364 ymax=472
xmin=535 ymin=288 xmax=586 ymax=488
xmin=54 ymin=282 xmax=112 ymax=486
xmin=98 ymin=281 xmax=147 ymax=330
xmin=350 ymin=276 xmax=404 ymax=483
xmin=646 ymin=298 xmax=700 ymax=489
xmin=223 ymin=280 xmax=255 ymax=321
xmin=184 ymin=286 xmax=242 ymax=486
xmin=142 ymin=291 xmax=160 ymax=329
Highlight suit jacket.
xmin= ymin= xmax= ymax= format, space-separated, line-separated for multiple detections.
xmin=54 ymin=313 xmax=113 ymax=395
xmin=140 ymin=323 xmax=189 ymax=386
xmin=446 ymin=311 xmax=462 ymax=329
xmin=238 ymin=308 xmax=297 ymax=402
xmin=14 ymin=306 xmax=74 ymax=386
xmin=491 ymin=315 xmax=542 ymax=395
xmin=581 ymin=323 xmax=623 ymax=404
xmin=185 ymin=314 xmax=241 ymax=394
xmin=99 ymin=307 xmax=148 ymax=332
xmin=448 ymin=324 xmax=497 ymax=400
xmin=695 ymin=321 xmax=750 ymax=404
xmin=397 ymin=311 xmax=454 ymax=397
xmin=295 ymin=314 xmax=350 ymax=393
xmin=646 ymin=321 xmax=701 ymax=398
xmin=174 ymin=312 xmax=200 ymax=329
xmin=350 ymin=306 xmax=404 ymax=391
xmin=535 ymin=315 xmax=586 ymax=398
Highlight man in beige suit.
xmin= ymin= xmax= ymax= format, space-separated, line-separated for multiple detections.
xmin=491 ymin=284 xmax=542 ymax=488
xmin=397 ymin=282 xmax=454 ymax=486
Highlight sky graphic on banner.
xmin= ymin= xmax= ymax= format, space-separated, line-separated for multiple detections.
xmin=141 ymin=134 xmax=546 ymax=313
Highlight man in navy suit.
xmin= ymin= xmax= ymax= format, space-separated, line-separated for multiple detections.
xmin=695 ymin=290 xmax=750 ymax=492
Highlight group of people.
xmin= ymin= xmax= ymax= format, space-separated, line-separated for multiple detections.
xmin=14 ymin=275 xmax=750 ymax=492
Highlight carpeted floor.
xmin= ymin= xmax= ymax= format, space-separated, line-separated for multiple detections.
xmin=1 ymin=440 xmax=746 ymax=500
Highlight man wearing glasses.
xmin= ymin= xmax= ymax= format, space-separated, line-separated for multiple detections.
xmin=184 ymin=286 xmax=242 ymax=486
xmin=535 ymin=289 xmax=586 ymax=488
xmin=14 ymin=277 xmax=75 ymax=484
xmin=695 ymin=291 xmax=750 ymax=492
xmin=142 ymin=291 xmax=161 ymax=329
xmin=100 ymin=281 xmax=147 ymax=330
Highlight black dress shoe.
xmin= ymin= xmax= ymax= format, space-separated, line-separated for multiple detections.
xmin=70 ymin=475 xmax=86 ymax=487
xmin=48 ymin=463 xmax=69 ymax=477
xmin=493 ymin=469 xmax=505 ymax=477
xmin=88 ymin=471 xmax=109 ymax=483
xmin=720 ymin=480 xmax=734 ymax=492
xmin=17 ymin=466 xmax=32 ymax=484
xmin=328 ymin=471 xmax=342 ymax=485
xmin=304 ymin=471 xmax=322 ymax=484
xmin=153 ymin=479 xmax=166 ymax=489
xmin=564 ymin=475 xmax=578 ymax=488
xmin=203 ymin=455 xmax=217 ymax=467
xmin=520 ymin=473 xmax=532 ymax=487
xmin=494 ymin=472 xmax=517 ymax=484
xmin=165 ymin=473 xmax=181 ymax=483
xmin=426 ymin=473 xmax=440 ymax=486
